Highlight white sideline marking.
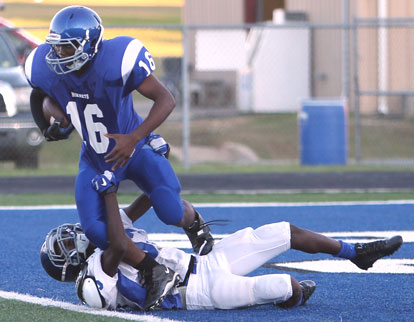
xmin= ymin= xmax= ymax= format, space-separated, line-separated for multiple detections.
xmin=0 ymin=205 xmax=77 ymax=210
xmin=192 ymin=200 xmax=414 ymax=207
xmin=0 ymin=290 xmax=180 ymax=322
xmin=269 ymin=258 xmax=414 ymax=274
xmin=1 ymin=199 xmax=414 ymax=210
xmin=148 ymin=231 xmax=414 ymax=249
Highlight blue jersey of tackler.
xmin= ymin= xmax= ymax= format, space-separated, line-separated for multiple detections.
xmin=116 ymin=228 xmax=183 ymax=310
xmin=116 ymin=269 xmax=183 ymax=311
xmin=26 ymin=36 xmax=156 ymax=172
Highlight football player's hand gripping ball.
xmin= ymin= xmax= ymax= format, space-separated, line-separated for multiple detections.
xmin=91 ymin=171 xmax=118 ymax=195
xmin=44 ymin=119 xmax=74 ymax=141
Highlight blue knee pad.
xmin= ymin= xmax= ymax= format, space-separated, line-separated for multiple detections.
xmin=150 ymin=186 xmax=184 ymax=225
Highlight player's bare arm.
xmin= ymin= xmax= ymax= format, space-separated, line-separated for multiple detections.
xmin=100 ymin=191 xmax=128 ymax=277
xmin=104 ymin=74 xmax=175 ymax=170
xmin=91 ymin=172 xmax=128 ymax=277
xmin=92 ymin=172 xmax=147 ymax=274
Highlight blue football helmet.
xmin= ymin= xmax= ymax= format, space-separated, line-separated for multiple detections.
xmin=40 ymin=223 xmax=90 ymax=282
xmin=45 ymin=6 xmax=104 ymax=74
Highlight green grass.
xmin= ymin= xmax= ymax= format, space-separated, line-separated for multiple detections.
xmin=1 ymin=113 xmax=414 ymax=176
xmin=0 ymin=298 xmax=142 ymax=322
xmin=157 ymin=113 xmax=414 ymax=161
xmin=2 ymin=3 xmax=182 ymax=26
xmin=1 ymin=191 xmax=413 ymax=206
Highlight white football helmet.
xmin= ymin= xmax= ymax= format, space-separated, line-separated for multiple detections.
xmin=40 ymin=223 xmax=90 ymax=282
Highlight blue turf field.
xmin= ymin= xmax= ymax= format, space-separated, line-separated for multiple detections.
xmin=0 ymin=202 xmax=413 ymax=322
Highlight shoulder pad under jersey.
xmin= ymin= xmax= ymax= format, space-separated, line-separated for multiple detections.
xmin=24 ymin=44 xmax=58 ymax=92
xmin=96 ymin=37 xmax=154 ymax=92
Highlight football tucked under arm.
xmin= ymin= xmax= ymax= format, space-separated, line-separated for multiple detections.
xmin=42 ymin=96 xmax=74 ymax=141
xmin=42 ymin=96 xmax=70 ymax=128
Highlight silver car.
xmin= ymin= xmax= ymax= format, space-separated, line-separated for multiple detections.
xmin=0 ymin=29 xmax=43 ymax=168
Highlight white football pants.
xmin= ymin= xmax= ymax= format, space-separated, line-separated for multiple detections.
xmin=186 ymin=221 xmax=293 ymax=310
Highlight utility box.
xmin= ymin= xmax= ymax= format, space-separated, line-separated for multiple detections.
xmin=299 ymin=98 xmax=347 ymax=165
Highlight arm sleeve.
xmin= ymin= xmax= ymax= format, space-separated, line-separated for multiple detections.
xmin=30 ymin=88 xmax=49 ymax=134
xmin=121 ymin=39 xmax=155 ymax=95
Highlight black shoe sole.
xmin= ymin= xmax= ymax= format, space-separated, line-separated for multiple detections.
xmin=299 ymin=280 xmax=316 ymax=305
xmin=145 ymin=272 xmax=180 ymax=311
xmin=351 ymin=235 xmax=403 ymax=270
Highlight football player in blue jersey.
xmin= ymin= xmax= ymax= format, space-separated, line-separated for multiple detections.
xmin=40 ymin=171 xmax=403 ymax=311
xmin=26 ymin=5 xmax=214 ymax=308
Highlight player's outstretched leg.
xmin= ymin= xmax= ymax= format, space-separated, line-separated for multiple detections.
xmin=184 ymin=211 xmax=214 ymax=255
xmin=144 ymin=263 xmax=180 ymax=310
xmin=350 ymin=235 xmax=403 ymax=270
xmin=290 ymin=224 xmax=403 ymax=270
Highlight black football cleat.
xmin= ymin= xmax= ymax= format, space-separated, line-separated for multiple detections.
xmin=144 ymin=264 xmax=179 ymax=310
xmin=351 ymin=235 xmax=403 ymax=270
xmin=298 ymin=280 xmax=316 ymax=306
xmin=184 ymin=211 xmax=214 ymax=256
xmin=277 ymin=280 xmax=316 ymax=308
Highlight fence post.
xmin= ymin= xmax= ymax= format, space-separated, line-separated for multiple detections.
xmin=181 ymin=24 xmax=190 ymax=169
xmin=342 ymin=0 xmax=350 ymax=99
xmin=352 ymin=18 xmax=361 ymax=163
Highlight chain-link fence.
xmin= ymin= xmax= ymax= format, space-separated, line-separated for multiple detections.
xmin=352 ymin=17 xmax=414 ymax=162
xmin=1 ymin=6 xmax=414 ymax=170
xmin=179 ymin=20 xmax=414 ymax=168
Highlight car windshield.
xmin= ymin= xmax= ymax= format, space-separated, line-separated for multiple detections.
xmin=0 ymin=32 xmax=18 ymax=68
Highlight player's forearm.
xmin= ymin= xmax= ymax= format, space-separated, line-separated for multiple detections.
xmin=30 ymin=88 xmax=49 ymax=134
xmin=131 ymin=73 xmax=175 ymax=143
xmin=130 ymin=99 xmax=175 ymax=144
xmin=104 ymin=192 xmax=128 ymax=253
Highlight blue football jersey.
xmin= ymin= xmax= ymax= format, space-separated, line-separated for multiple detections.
xmin=25 ymin=36 xmax=155 ymax=171
xmin=83 ymin=215 xmax=185 ymax=311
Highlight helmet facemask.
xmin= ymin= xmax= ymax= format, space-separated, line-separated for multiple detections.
xmin=41 ymin=223 xmax=89 ymax=282
xmin=45 ymin=28 xmax=103 ymax=74
xmin=45 ymin=6 xmax=104 ymax=75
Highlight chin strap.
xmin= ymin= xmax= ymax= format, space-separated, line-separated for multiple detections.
xmin=76 ymin=233 xmax=90 ymax=258
xmin=61 ymin=262 xmax=68 ymax=282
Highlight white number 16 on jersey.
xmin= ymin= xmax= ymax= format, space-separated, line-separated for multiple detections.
xmin=138 ymin=51 xmax=155 ymax=76
xmin=66 ymin=102 xmax=109 ymax=154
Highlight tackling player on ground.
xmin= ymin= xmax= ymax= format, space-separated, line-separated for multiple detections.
xmin=41 ymin=171 xmax=403 ymax=311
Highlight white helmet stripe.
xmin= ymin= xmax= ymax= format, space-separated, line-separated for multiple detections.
xmin=94 ymin=26 xmax=104 ymax=56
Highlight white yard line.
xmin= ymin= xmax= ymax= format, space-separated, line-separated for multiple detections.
xmin=0 ymin=290 xmax=181 ymax=322
xmin=1 ymin=199 xmax=414 ymax=210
